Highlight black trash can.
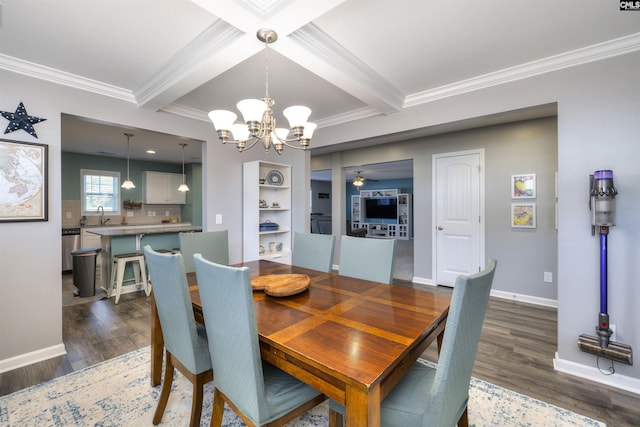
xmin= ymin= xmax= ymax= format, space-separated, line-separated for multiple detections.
xmin=71 ymin=247 xmax=102 ymax=297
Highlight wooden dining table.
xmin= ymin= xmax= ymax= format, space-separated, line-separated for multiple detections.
xmin=150 ymin=260 xmax=450 ymax=427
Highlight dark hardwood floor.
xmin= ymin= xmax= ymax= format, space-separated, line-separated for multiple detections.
xmin=0 ymin=289 xmax=152 ymax=397
xmin=417 ymin=283 xmax=640 ymax=427
xmin=1 ymin=278 xmax=638 ymax=426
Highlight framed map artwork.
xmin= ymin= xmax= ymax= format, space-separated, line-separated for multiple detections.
xmin=0 ymin=138 xmax=48 ymax=222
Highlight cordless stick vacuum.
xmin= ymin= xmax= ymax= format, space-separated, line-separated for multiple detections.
xmin=578 ymin=170 xmax=633 ymax=365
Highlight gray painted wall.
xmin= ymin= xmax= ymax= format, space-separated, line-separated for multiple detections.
xmin=313 ymin=116 xmax=558 ymax=301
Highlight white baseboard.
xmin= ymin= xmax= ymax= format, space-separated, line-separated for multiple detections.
xmin=490 ymin=289 xmax=558 ymax=308
xmin=412 ymin=276 xmax=435 ymax=286
xmin=410 ymin=278 xmax=557 ymax=308
xmin=554 ymin=352 xmax=640 ymax=395
xmin=0 ymin=344 xmax=67 ymax=374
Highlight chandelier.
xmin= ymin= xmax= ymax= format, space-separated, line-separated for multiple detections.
xmin=208 ymin=29 xmax=316 ymax=154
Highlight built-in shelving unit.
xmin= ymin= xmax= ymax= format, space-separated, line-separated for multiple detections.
xmin=351 ymin=188 xmax=412 ymax=240
xmin=243 ymin=160 xmax=292 ymax=264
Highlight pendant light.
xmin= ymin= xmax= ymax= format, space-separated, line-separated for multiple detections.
xmin=178 ymin=143 xmax=190 ymax=192
xmin=121 ymin=133 xmax=135 ymax=189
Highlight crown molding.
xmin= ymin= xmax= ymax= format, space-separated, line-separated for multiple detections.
xmin=235 ymin=0 xmax=294 ymax=17
xmin=133 ymin=22 xmax=245 ymax=108
xmin=0 ymin=53 xmax=135 ymax=103
xmin=2 ymin=29 xmax=638 ymax=128
xmin=405 ymin=32 xmax=640 ymax=108
xmin=161 ymin=103 xmax=210 ymax=122
xmin=289 ymin=23 xmax=404 ymax=114
xmin=313 ymin=107 xmax=381 ymax=128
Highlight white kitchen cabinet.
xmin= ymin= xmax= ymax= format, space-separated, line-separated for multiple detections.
xmin=142 ymin=171 xmax=186 ymax=204
xmin=243 ymin=161 xmax=291 ymax=264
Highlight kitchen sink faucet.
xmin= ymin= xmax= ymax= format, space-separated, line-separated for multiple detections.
xmin=97 ymin=206 xmax=110 ymax=225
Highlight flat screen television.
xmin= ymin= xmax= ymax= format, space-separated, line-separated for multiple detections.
xmin=364 ymin=197 xmax=397 ymax=220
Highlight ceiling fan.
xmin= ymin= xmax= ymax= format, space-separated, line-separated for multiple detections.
xmin=352 ymin=171 xmax=378 ymax=187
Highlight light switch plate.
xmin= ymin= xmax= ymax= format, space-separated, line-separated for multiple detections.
xmin=216 ymin=214 xmax=222 ymax=224
xmin=544 ymin=272 xmax=552 ymax=283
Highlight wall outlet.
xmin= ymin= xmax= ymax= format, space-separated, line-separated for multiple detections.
xmin=543 ymin=272 xmax=552 ymax=283
xmin=127 ymin=211 xmax=134 ymax=217
xmin=610 ymin=324 xmax=617 ymax=342
xmin=165 ymin=211 xmax=170 ymax=217
xmin=65 ymin=211 xmax=72 ymax=219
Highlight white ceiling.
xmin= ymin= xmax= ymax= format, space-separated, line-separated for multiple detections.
xmin=1 ymin=0 xmax=639 ymax=172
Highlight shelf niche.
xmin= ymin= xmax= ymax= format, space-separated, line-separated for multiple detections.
xmin=243 ymin=160 xmax=292 ymax=264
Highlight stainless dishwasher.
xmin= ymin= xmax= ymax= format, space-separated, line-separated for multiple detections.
xmin=62 ymin=227 xmax=81 ymax=272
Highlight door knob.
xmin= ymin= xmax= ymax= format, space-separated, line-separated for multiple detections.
xmin=437 ymin=226 xmax=443 ymax=230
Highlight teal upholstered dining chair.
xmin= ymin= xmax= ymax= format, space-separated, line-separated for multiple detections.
xmin=142 ymin=245 xmax=213 ymax=427
xmin=338 ymin=235 xmax=396 ymax=284
xmin=329 ymin=258 xmax=498 ymax=427
xmin=179 ymin=230 xmax=229 ymax=273
xmin=193 ymin=254 xmax=326 ymax=427
xmin=292 ymin=232 xmax=336 ymax=273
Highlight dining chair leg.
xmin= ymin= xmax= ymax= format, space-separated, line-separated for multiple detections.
xmin=457 ymin=407 xmax=469 ymax=427
xmin=189 ymin=379 xmax=205 ymax=427
xmin=210 ymin=388 xmax=226 ymax=427
xmin=188 ymin=370 xmax=213 ymax=427
xmin=153 ymin=349 xmax=175 ymax=424
xmin=328 ymin=408 xmax=344 ymax=427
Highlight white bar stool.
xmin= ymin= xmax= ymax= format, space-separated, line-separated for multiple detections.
xmin=109 ymin=252 xmax=150 ymax=304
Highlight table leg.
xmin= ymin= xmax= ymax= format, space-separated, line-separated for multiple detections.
xmin=345 ymin=382 xmax=381 ymax=427
xmin=150 ymin=291 xmax=164 ymax=386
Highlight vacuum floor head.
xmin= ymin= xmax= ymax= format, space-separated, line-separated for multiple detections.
xmin=578 ymin=334 xmax=633 ymax=365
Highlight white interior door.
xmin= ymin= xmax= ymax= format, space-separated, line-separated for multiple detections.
xmin=433 ymin=150 xmax=484 ymax=286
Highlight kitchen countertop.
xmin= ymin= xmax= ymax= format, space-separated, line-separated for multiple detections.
xmin=86 ymin=224 xmax=202 ymax=236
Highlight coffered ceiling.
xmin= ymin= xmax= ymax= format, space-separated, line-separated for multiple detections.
xmin=1 ymin=0 xmax=639 ymax=171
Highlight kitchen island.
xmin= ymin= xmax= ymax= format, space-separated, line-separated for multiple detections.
xmin=87 ymin=223 xmax=202 ymax=297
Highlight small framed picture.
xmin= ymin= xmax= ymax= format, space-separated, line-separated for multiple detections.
xmin=511 ymin=203 xmax=536 ymax=228
xmin=511 ymin=173 xmax=536 ymax=199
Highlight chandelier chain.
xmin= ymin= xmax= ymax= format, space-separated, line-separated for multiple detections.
xmin=264 ymin=37 xmax=270 ymax=99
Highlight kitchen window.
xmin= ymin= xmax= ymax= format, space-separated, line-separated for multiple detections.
xmin=81 ymin=169 xmax=121 ymax=215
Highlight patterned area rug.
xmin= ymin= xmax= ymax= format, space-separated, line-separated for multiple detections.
xmin=0 ymin=346 xmax=605 ymax=426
